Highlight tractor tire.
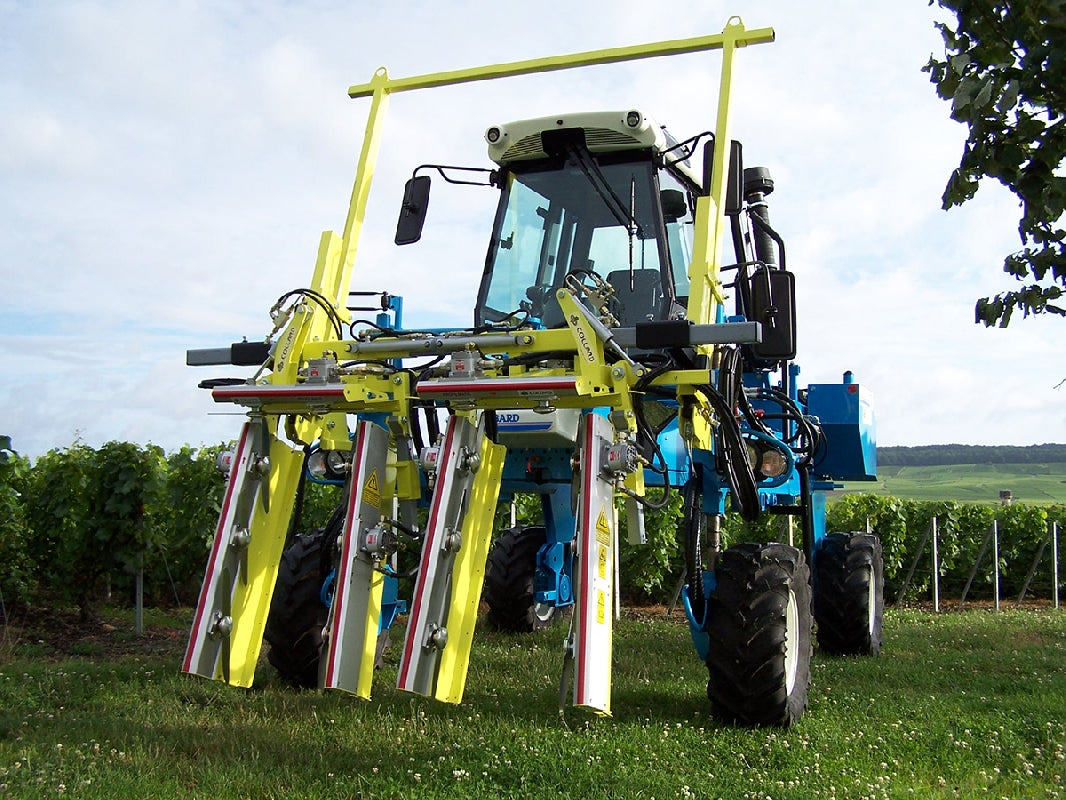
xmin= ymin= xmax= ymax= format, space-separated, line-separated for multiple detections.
xmin=483 ymin=526 xmax=558 ymax=632
xmin=813 ymin=532 xmax=884 ymax=656
xmin=264 ymin=530 xmax=330 ymax=688
xmin=705 ymin=542 xmax=813 ymax=727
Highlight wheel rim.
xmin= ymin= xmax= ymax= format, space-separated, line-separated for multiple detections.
xmin=784 ymin=588 xmax=799 ymax=696
xmin=533 ymin=601 xmax=555 ymax=626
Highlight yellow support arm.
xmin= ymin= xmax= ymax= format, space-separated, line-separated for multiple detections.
xmin=685 ymin=18 xmax=765 ymax=329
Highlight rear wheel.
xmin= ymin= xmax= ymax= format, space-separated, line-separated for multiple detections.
xmin=484 ymin=526 xmax=558 ymax=632
xmin=813 ymin=532 xmax=884 ymax=656
xmin=264 ymin=530 xmax=330 ymax=687
xmin=705 ymin=542 xmax=813 ymax=727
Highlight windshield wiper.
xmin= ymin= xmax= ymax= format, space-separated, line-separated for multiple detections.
xmin=563 ymin=142 xmax=645 ymax=290
xmin=563 ymin=143 xmax=644 ymax=240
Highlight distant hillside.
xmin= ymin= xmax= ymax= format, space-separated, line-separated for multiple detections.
xmin=878 ymin=443 xmax=1066 ymax=467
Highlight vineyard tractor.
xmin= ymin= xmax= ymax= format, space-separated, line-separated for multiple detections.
xmin=183 ymin=17 xmax=881 ymax=727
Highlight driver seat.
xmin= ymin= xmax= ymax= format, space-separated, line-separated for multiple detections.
xmin=607 ymin=269 xmax=662 ymax=326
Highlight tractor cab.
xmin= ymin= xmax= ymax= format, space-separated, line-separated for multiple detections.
xmin=474 ymin=110 xmax=699 ymax=329
xmin=451 ymin=110 xmax=699 ymax=330
xmin=393 ymin=109 xmax=703 ymax=330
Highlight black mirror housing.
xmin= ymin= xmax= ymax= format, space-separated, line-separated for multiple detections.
xmin=395 ymin=175 xmax=432 ymax=245
xmin=701 ymin=138 xmax=744 ymax=216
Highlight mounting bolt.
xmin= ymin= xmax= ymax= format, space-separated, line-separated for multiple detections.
xmin=442 ymin=530 xmax=463 ymax=553
xmin=427 ymin=624 xmax=448 ymax=650
xmin=458 ymin=447 xmax=481 ymax=474
xmin=229 ymin=528 xmax=251 ymax=550
xmin=208 ymin=612 xmax=233 ymax=639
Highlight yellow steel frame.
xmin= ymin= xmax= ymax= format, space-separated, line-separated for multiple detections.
xmin=264 ymin=16 xmax=774 ymax=447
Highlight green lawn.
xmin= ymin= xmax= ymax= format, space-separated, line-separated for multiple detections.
xmin=1 ymin=606 xmax=1064 ymax=798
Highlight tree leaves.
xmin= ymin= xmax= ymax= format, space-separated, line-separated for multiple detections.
xmin=995 ymin=78 xmax=1020 ymax=112
xmin=926 ymin=0 xmax=1066 ymax=326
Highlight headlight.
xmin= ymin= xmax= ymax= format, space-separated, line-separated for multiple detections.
xmin=745 ymin=441 xmax=760 ymax=469
xmin=307 ymin=448 xmax=350 ymax=480
xmin=744 ymin=436 xmax=791 ymax=481
xmin=307 ymin=449 xmax=329 ymax=479
xmin=758 ymin=448 xmax=789 ymax=479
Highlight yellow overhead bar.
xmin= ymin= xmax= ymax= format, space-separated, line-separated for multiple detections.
xmin=347 ymin=22 xmax=774 ymax=98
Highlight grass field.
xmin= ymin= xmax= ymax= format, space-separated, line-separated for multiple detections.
xmin=1 ymin=606 xmax=1064 ymax=799
xmin=846 ymin=462 xmax=1066 ymax=505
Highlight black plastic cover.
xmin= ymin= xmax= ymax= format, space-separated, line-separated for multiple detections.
xmin=230 ymin=341 xmax=271 ymax=366
xmin=634 ymin=319 xmax=692 ymax=349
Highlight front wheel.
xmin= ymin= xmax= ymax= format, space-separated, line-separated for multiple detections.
xmin=483 ymin=526 xmax=558 ymax=632
xmin=813 ymin=532 xmax=884 ymax=656
xmin=264 ymin=530 xmax=330 ymax=687
xmin=705 ymin=542 xmax=813 ymax=727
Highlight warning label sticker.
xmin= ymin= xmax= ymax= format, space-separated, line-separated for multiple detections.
xmin=597 ymin=543 xmax=608 ymax=579
xmin=596 ymin=591 xmax=605 ymax=624
xmin=363 ymin=469 xmax=381 ymax=509
xmin=595 ymin=508 xmax=611 ymax=545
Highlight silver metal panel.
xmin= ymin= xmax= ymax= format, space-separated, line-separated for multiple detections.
xmin=320 ymin=419 xmax=390 ymax=696
xmin=396 ymin=415 xmax=481 ymax=697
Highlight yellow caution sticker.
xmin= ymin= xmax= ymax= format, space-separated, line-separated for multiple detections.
xmin=597 ymin=543 xmax=608 ymax=579
xmin=363 ymin=469 xmax=381 ymax=509
xmin=596 ymin=590 xmax=605 ymax=624
xmin=595 ymin=508 xmax=611 ymax=545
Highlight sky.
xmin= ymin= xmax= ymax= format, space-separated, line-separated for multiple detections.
xmin=1 ymin=0 xmax=1063 ymax=460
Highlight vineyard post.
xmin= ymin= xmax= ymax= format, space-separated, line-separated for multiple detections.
xmin=1054 ymin=522 xmax=1060 ymax=610
xmin=993 ymin=520 xmax=1001 ymax=612
xmin=932 ymin=517 xmax=940 ymax=612
xmin=135 ymin=551 xmax=144 ymax=635
xmin=896 ymin=517 xmax=935 ymax=606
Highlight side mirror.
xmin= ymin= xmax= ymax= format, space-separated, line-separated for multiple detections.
xmin=747 ymin=266 xmax=797 ymax=362
xmin=660 ymin=189 xmax=688 ymax=222
xmin=395 ymin=175 xmax=431 ymax=245
xmin=725 ymin=140 xmax=743 ymax=216
xmin=701 ymin=138 xmax=744 ymax=216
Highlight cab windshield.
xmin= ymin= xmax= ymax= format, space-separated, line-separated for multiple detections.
xmin=475 ymin=155 xmax=691 ymax=328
